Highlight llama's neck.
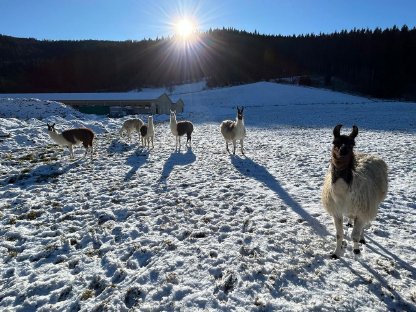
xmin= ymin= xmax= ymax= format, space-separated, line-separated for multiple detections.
xmin=235 ymin=118 xmax=245 ymax=132
xmin=331 ymin=153 xmax=355 ymax=185
xmin=170 ymin=115 xmax=177 ymax=133
xmin=148 ymin=119 xmax=154 ymax=132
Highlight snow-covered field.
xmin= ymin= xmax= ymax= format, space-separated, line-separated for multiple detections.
xmin=1 ymin=82 xmax=415 ymax=311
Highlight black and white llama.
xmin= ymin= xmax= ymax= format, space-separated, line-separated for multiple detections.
xmin=47 ymin=123 xmax=95 ymax=158
xmin=170 ymin=110 xmax=194 ymax=150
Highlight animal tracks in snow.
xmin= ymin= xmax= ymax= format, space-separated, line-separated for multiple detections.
xmin=0 ymin=121 xmax=415 ymax=310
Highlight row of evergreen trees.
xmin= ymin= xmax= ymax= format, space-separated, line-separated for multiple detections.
xmin=1 ymin=25 xmax=415 ymax=99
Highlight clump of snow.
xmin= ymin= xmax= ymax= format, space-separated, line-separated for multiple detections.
xmin=0 ymin=83 xmax=415 ymax=311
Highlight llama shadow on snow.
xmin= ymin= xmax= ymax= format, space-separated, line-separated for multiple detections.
xmin=230 ymin=155 xmax=330 ymax=237
xmin=107 ymin=139 xmax=138 ymax=155
xmin=340 ymin=257 xmax=413 ymax=310
xmin=124 ymin=149 xmax=149 ymax=181
xmin=366 ymin=237 xmax=416 ymax=277
xmin=1 ymin=160 xmax=82 ymax=188
xmin=159 ymin=147 xmax=196 ymax=182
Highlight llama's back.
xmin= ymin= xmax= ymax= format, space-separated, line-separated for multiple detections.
xmin=353 ymin=153 xmax=388 ymax=204
xmin=221 ymin=120 xmax=236 ymax=140
xmin=140 ymin=125 xmax=148 ymax=137
xmin=177 ymin=121 xmax=193 ymax=136
xmin=62 ymin=128 xmax=94 ymax=146
xmin=122 ymin=119 xmax=143 ymax=132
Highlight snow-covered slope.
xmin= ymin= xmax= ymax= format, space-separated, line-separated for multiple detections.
xmin=0 ymin=83 xmax=415 ymax=311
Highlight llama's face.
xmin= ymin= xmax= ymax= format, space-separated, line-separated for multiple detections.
xmin=237 ymin=106 xmax=244 ymax=120
xmin=332 ymin=124 xmax=358 ymax=160
xmin=47 ymin=123 xmax=56 ymax=133
xmin=332 ymin=135 xmax=355 ymax=158
xmin=170 ymin=110 xmax=176 ymax=118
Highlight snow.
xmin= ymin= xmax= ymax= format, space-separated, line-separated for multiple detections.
xmin=1 ymin=82 xmax=416 ymax=311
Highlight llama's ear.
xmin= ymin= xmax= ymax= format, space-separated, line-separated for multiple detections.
xmin=350 ymin=125 xmax=358 ymax=138
xmin=333 ymin=124 xmax=342 ymax=137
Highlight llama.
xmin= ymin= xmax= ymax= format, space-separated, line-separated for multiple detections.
xmin=47 ymin=123 xmax=95 ymax=158
xmin=321 ymin=124 xmax=388 ymax=258
xmin=119 ymin=118 xmax=144 ymax=141
xmin=140 ymin=116 xmax=154 ymax=148
xmin=170 ymin=110 xmax=194 ymax=150
xmin=220 ymin=106 xmax=246 ymax=155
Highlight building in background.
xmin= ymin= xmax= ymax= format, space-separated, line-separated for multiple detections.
xmin=0 ymin=92 xmax=184 ymax=117
xmin=61 ymin=93 xmax=184 ymax=117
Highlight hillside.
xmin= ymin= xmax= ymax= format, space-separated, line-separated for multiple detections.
xmin=2 ymin=26 xmax=416 ymax=99
xmin=0 ymin=82 xmax=415 ymax=311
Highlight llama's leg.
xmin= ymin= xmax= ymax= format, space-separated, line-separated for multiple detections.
xmin=83 ymin=142 xmax=89 ymax=157
xmin=187 ymin=134 xmax=192 ymax=147
xmin=359 ymin=227 xmax=366 ymax=244
xmin=332 ymin=216 xmax=344 ymax=258
xmin=225 ymin=141 xmax=230 ymax=153
xmin=68 ymin=145 xmax=74 ymax=158
xmin=352 ymin=218 xmax=366 ymax=254
xmin=151 ymin=136 xmax=154 ymax=148
xmin=240 ymin=139 xmax=244 ymax=155
xmin=178 ymin=136 xmax=181 ymax=149
xmin=89 ymin=144 xmax=94 ymax=158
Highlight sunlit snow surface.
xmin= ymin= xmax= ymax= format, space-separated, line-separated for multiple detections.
xmin=1 ymin=82 xmax=415 ymax=311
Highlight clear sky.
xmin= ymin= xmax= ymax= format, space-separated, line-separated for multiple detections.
xmin=0 ymin=0 xmax=415 ymax=41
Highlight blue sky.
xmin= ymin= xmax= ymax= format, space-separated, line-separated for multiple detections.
xmin=0 ymin=0 xmax=415 ymax=41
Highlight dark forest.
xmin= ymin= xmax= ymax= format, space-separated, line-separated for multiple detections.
xmin=1 ymin=26 xmax=415 ymax=100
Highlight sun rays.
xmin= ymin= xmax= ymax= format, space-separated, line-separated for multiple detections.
xmin=174 ymin=18 xmax=198 ymax=41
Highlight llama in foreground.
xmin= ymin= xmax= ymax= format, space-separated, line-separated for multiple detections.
xmin=119 ymin=118 xmax=144 ymax=141
xmin=140 ymin=116 xmax=154 ymax=148
xmin=47 ymin=123 xmax=95 ymax=158
xmin=170 ymin=110 xmax=194 ymax=150
xmin=220 ymin=106 xmax=246 ymax=155
xmin=321 ymin=124 xmax=388 ymax=258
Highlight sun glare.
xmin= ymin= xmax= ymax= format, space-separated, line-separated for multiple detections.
xmin=174 ymin=18 xmax=197 ymax=40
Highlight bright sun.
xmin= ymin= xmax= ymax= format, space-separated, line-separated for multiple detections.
xmin=174 ymin=18 xmax=197 ymax=40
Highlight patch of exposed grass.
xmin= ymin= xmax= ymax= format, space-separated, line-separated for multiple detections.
xmin=21 ymin=168 xmax=31 ymax=174
xmin=8 ymin=250 xmax=18 ymax=258
xmin=80 ymin=289 xmax=94 ymax=301
xmin=23 ymin=210 xmax=43 ymax=221
xmin=19 ymin=153 xmax=36 ymax=162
